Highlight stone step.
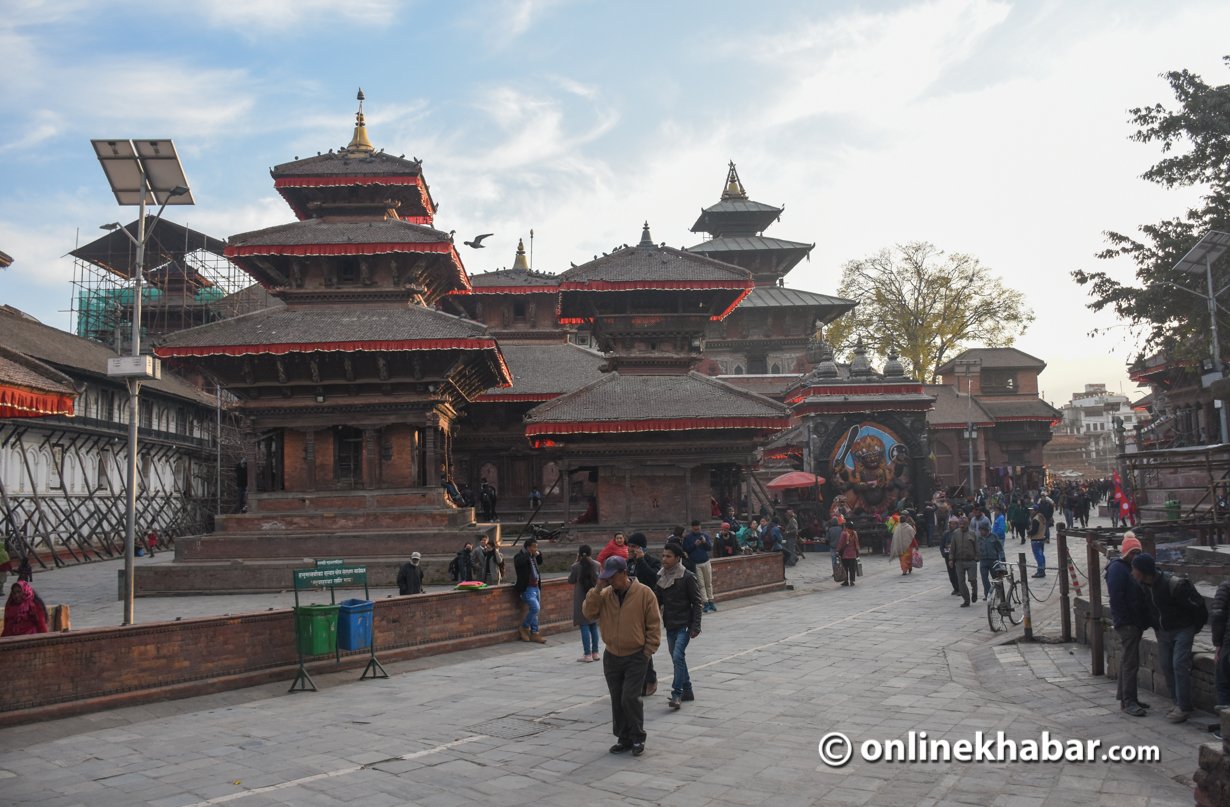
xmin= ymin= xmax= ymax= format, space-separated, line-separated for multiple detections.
xmin=174 ymin=525 xmax=501 ymax=562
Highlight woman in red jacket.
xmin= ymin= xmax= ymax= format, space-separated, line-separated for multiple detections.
xmin=836 ymin=528 xmax=861 ymax=587
xmin=2 ymin=581 xmax=48 ymax=637
xmin=596 ymin=532 xmax=629 ymax=565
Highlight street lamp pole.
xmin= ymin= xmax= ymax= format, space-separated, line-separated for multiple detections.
xmin=122 ymin=172 xmax=148 ymax=626
xmin=1206 ymin=253 xmax=1230 ymax=443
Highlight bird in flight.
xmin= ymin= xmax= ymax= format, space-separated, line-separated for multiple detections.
xmin=463 ymin=233 xmax=494 ymax=249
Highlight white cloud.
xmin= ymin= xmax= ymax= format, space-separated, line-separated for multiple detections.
xmin=195 ymin=0 xmax=401 ymax=31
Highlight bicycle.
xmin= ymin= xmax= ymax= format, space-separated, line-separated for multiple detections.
xmin=987 ymin=560 xmax=1023 ymax=633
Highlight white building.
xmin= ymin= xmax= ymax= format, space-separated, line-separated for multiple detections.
xmin=1059 ymin=384 xmax=1136 ymax=466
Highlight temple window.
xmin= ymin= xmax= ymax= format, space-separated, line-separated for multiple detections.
xmin=514 ymin=301 xmax=526 ymax=322
xmin=339 ymin=259 xmax=358 ymax=284
xmin=335 ymin=426 xmax=364 ymax=488
xmin=770 ymin=363 xmax=781 ymax=374
xmin=734 ymin=365 xmax=744 ymax=375
xmin=980 ymin=369 xmax=1018 ymax=393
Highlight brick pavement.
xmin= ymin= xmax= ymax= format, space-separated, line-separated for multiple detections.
xmin=0 ymin=544 xmax=1205 ymax=807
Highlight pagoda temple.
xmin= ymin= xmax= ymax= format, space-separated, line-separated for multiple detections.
xmin=144 ymin=93 xmax=510 ymax=591
xmin=524 ymin=223 xmax=791 ymax=533
xmin=687 ymin=164 xmax=855 ymax=382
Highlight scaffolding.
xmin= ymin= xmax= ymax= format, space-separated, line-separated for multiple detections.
xmin=70 ymin=216 xmax=276 ymax=352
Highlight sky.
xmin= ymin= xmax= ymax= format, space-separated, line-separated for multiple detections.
xmin=2 ymin=0 xmax=1229 ymax=407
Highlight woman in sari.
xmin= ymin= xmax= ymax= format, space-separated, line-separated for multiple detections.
xmin=1 ymin=581 xmax=47 ymax=637
xmin=889 ymin=516 xmax=918 ymax=575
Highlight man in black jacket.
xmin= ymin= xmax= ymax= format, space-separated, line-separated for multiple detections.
xmin=397 ymin=552 xmax=424 ymax=595
xmin=514 ymin=538 xmax=546 ymax=643
xmin=627 ymin=532 xmax=662 ymax=695
xmin=1133 ymin=553 xmax=1207 ymax=723
xmin=1212 ymin=579 xmax=1230 ymax=710
xmin=655 ymin=541 xmax=703 ymax=709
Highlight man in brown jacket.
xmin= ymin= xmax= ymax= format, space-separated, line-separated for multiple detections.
xmin=583 ymin=555 xmax=662 ymax=757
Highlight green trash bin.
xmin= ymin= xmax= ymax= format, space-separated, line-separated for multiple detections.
xmin=1164 ymin=499 xmax=1181 ymax=521
xmin=295 ymin=604 xmax=339 ymax=656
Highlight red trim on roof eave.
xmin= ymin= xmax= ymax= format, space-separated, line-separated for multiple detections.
xmin=793 ymin=402 xmax=933 ymax=416
xmin=460 ymin=286 xmax=560 ymax=295
xmin=225 ymin=242 xmax=470 ymax=293
xmin=273 ymin=175 xmax=437 ymax=215
xmin=712 ymin=287 xmax=752 ymax=321
xmin=0 ymin=386 xmax=75 ymax=419
xmin=525 ymin=417 xmax=790 ymax=436
xmin=155 ymin=339 xmax=499 ymax=358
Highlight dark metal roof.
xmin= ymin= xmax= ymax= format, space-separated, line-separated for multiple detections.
xmin=560 ymin=243 xmax=751 ymax=285
xmin=525 ymin=371 xmax=789 ymax=424
xmin=71 ymin=217 xmax=227 ymax=278
xmin=479 ymin=343 xmax=605 ymax=397
xmin=0 ymin=307 xmax=213 ymax=405
xmin=687 ymin=235 xmax=814 ymax=255
xmin=0 ymin=345 xmax=77 ymax=396
xmin=156 ymin=304 xmax=489 ymax=350
xmin=736 ymin=286 xmax=856 ymax=310
xmin=469 ymin=267 xmax=561 ymax=288
xmin=979 ymin=398 xmax=1062 ymax=421
xmin=229 ymin=217 xmax=451 ymax=249
xmin=272 ymin=152 xmax=423 ymax=178
xmin=923 ymin=384 xmax=996 ymax=426
xmin=936 ymin=348 xmax=1047 ymax=375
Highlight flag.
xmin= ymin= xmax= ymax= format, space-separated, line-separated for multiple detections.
xmin=1112 ymin=471 xmax=1138 ymax=527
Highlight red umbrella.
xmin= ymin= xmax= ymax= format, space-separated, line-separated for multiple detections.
xmin=765 ymin=471 xmax=825 ymax=490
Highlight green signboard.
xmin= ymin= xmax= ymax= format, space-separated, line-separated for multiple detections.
xmin=294 ymin=565 xmax=367 ymax=590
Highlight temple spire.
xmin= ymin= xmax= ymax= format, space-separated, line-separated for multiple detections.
xmin=512 ymin=238 xmax=530 ymax=271
xmin=346 ymin=88 xmax=375 ymax=155
xmin=638 ymin=221 xmax=654 ymax=248
xmin=720 ymin=161 xmax=748 ymax=201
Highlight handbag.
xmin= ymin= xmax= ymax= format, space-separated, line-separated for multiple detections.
xmin=911 ymin=549 xmax=923 ymax=569
xmin=856 ymin=558 xmax=864 ymax=577
xmin=833 ymin=560 xmax=847 ymax=583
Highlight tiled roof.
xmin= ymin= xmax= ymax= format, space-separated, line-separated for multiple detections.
xmin=525 ymin=371 xmax=789 ymax=424
xmin=477 ymin=344 xmax=604 ymax=398
xmin=272 ymin=152 xmax=423 ymax=177
xmin=687 ymin=235 xmax=814 ymax=255
xmin=924 ymin=384 xmax=995 ymax=426
xmin=0 ymin=307 xmax=213 ymax=405
xmin=979 ymin=398 xmax=1062 ymax=421
xmin=736 ymin=286 xmax=856 ymax=310
xmin=560 ymin=244 xmax=751 ymax=285
xmin=936 ymin=347 xmax=1046 ymax=375
xmin=469 ymin=267 xmax=561 ymax=289
xmin=698 ymin=200 xmax=782 ymax=216
xmin=0 ymin=346 xmax=77 ymax=396
xmin=229 ymin=218 xmax=450 ymax=249
xmin=156 ymin=305 xmax=489 ymax=351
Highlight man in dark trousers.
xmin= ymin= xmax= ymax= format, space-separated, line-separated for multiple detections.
xmin=397 ymin=552 xmax=424 ymax=595
xmin=1107 ymin=535 xmax=1149 ymax=717
xmin=583 ymin=556 xmax=662 ymax=757
xmin=656 ymin=541 xmax=703 ymax=709
xmin=514 ymin=537 xmax=546 ymax=643
xmin=683 ymin=520 xmax=715 ymax=612
xmin=627 ymin=532 xmax=661 ymax=696
xmin=1133 ymin=553 xmax=1208 ymax=723
xmin=235 ymin=458 xmax=248 ymax=511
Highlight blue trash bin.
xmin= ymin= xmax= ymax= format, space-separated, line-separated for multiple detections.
xmin=337 ymin=598 xmax=374 ymax=651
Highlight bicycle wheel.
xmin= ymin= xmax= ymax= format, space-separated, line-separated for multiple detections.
xmin=1006 ymin=580 xmax=1023 ymax=625
xmin=987 ymin=585 xmax=1006 ymax=632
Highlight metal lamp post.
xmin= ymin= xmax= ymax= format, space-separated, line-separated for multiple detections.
xmin=90 ymin=139 xmax=193 ymax=625
xmin=955 ymin=358 xmax=982 ymax=494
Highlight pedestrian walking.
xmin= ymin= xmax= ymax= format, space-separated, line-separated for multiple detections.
xmin=940 ymin=516 xmax=960 ymax=596
xmin=1 ymin=580 xmax=47 ymax=636
xmin=1107 ymin=535 xmax=1150 ymax=717
xmin=583 ymin=556 xmax=662 ymax=757
xmin=825 ymin=517 xmax=843 ymax=571
xmin=569 ymin=545 xmax=602 ymax=662
xmin=889 ymin=516 xmax=917 ymax=576
xmin=782 ymin=510 xmax=799 ymax=567
xmin=836 ymin=525 xmax=860 ymax=586
xmin=656 ymin=541 xmax=703 ymax=709
xmin=1027 ymin=505 xmax=1047 ymax=577
xmin=514 ymin=537 xmax=546 ymax=644
xmin=1133 ymin=553 xmax=1208 ymax=723
xmin=949 ymin=517 xmax=979 ymax=607
xmin=396 ymin=551 xmax=424 ymax=595
xmin=977 ymin=522 xmax=1005 ymax=600
xmin=597 ymin=533 xmax=629 ymax=565
xmin=626 ymin=532 xmax=661 ymax=696
xmin=683 ymin=521 xmax=716 ymax=612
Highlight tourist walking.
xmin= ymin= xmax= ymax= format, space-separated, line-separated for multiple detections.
xmin=949 ymin=517 xmax=979 ymax=607
xmin=583 ymin=556 xmax=662 ymax=757
xmin=569 ymin=545 xmax=602 ymax=662
xmin=836 ymin=524 xmax=860 ymax=586
xmin=597 ymin=532 xmax=629 ymax=565
xmin=1107 ymin=534 xmax=1150 ymax=717
xmin=1027 ymin=505 xmax=1047 ymax=577
xmin=514 ymin=537 xmax=546 ymax=643
xmin=683 ymin=521 xmax=716 ymax=612
xmin=1133 ymin=553 xmax=1208 ymax=723
xmin=396 ymin=551 xmax=424 ymax=595
xmin=656 ymin=541 xmax=703 ymax=709
xmin=1 ymin=580 xmax=47 ymax=636
xmin=889 ymin=516 xmax=917 ymax=576
xmin=627 ymin=532 xmax=661 ymax=696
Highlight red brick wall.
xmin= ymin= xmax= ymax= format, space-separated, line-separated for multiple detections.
xmin=599 ymin=471 xmax=713 ymax=526
xmin=316 ymin=429 xmax=334 ymax=487
xmin=284 ymin=429 xmax=308 ymax=491
xmin=0 ymin=555 xmax=784 ymax=726
xmin=382 ymin=424 xmax=415 ymax=487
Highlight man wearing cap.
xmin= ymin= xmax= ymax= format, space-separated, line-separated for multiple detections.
xmin=1133 ymin=552 xmax=1208 ymax=723
xmin=583 ymin=556 xmax=662 ymax=756
xmin=1026 ymin=505 xmax=1047 ymax=578
xmin=397 ymin=551 xmax=424 ymax=595
xmin=1108 ymin=534 xmax=1150 ymax=716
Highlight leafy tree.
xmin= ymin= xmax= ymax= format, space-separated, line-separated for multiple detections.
xmin=825 ymin=241 xmax=1033 ymax=382
xmin=1072 ymin=56 xmax=1230 ymax=363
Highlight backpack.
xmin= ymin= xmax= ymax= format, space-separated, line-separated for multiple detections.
xmin=1168 ymin=575 xmax=1209 ymax=631
xmin=448 ymin=556 xmax=460 ymax=582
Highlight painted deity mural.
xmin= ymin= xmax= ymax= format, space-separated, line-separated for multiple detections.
xmin=829 ymin=422 xmax=911 ymax=514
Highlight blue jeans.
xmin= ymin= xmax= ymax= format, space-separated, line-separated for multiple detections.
xmin=979 ymin=559 xmax=997 ymax=596
xmin=1031 ymin=541 xmax=1046 ymax=573
xmin=1158 ymin=626 xmax=1197 ymax=712
xmin=666 ymin=627 xmax=692 ymax=698
xmin=521 ymin=587 xmax=540 ymax=633
xmin=926 ymin=523 xmax=935 ymax=547
xmin=580 ymin=624 xmax=599 ymax=655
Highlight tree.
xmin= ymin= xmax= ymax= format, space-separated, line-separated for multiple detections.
xmin=825 ymin=242 xmax=1033 ymax=383
xmin=1072 ymin=56 xmax=1230 ymax=363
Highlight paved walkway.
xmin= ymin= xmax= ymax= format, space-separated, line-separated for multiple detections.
xmin=0 ymin=543 xmax=1208 ymax=807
